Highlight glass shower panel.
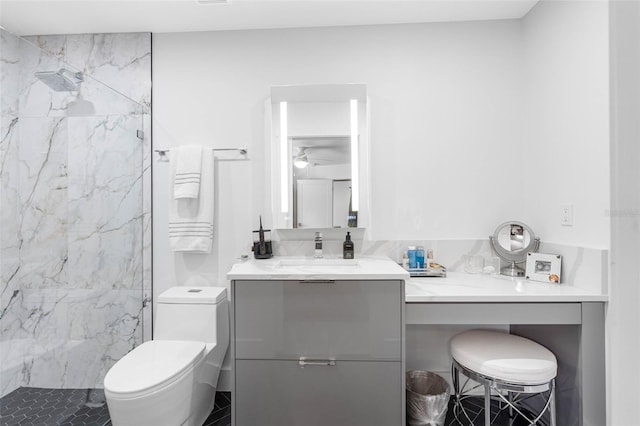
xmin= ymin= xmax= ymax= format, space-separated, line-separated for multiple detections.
xmin=65 ymin=113 xmax=144 ymax=386
xmin=0 ymin=28 xmax=146 ymax=396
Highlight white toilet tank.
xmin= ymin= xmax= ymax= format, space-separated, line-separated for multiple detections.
xmin=154 ymin=286 xmax=227 ymax=343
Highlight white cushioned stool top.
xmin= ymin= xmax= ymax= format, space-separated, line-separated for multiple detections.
xmin=450 ymin=330 xmax=557 ymax=384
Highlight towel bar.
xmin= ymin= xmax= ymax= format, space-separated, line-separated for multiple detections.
xmin=155 ymin=147 xmax=247 ymax=157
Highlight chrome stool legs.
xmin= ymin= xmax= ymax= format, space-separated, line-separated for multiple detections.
xmin=452 ymin=360 xmax=556 ymax=426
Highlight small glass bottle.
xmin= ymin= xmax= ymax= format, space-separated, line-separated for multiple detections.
xmin=426 ymin=249 xmax=434 ymax=270
xmin=416 ymin=246 xmax=425 ymax=269
xmin=407 ymin=246 xmax=417 ymax=269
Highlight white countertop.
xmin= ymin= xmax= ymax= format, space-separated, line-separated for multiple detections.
xmin=227 ymin=255 xmax=410 ymax=280
xmin=406 ymin=272 xmax=608 ymax=303
xmin=227 ymin=257 xmax=606 ymax=302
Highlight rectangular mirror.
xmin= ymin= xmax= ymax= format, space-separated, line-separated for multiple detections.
xmin=268 ymin=84 xmax=369 ymax=230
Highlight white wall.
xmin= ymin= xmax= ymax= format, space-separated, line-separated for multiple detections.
xmin=152 ymin=5 xmax=612 ymax=394
xmin=608 ymin=1 xmax=640 ymax=424
xmin=366 ymin=22 xmax=524 ymax=240
xmin=152 ymin=20 xmax=525 ymax=296
xmin=522 ymin=0 xmax=610 ymax=248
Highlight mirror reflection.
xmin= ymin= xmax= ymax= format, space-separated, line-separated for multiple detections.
xmin=496 ymin=223 xmax=531 ymax=252
xmin=292 ymin=136 xmax=355 ymax=228
xmin=269 ymin=84 xmax=368 ymax=229
xmin=489 ymin=221 xmax=540 ymax=277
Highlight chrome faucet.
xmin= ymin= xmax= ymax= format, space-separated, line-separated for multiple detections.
xmin=314 ymin=232 xmax=323 ymax=258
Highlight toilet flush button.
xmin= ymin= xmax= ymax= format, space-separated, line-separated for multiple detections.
xmin=188 ymin=289 xmax=202 ymax=293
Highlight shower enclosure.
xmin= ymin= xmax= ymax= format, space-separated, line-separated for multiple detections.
xmin=0 ymin=28 xmax=149 ymax=398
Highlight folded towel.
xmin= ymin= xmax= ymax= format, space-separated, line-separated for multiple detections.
xmin=169 ymin=149 xmax=214 ymax=253
xmin=173 ymin=145 xmax=203 ymax=199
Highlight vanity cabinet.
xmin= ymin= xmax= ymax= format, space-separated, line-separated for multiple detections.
xmin=230 ymin=279 xmax=405 ymax=426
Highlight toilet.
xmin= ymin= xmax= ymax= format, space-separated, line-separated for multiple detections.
xmin=104 ymin=286 xmax=229 ymax=426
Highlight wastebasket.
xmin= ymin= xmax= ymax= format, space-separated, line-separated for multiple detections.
xmin=406 ymin=370 xmax=451 ymax=426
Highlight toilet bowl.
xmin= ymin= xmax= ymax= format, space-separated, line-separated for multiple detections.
xmin=104 ymin=286 xmax=229 ymax=426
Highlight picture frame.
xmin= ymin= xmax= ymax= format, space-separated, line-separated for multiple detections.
xmin=525 ymin=252 xmax=562 ymax=283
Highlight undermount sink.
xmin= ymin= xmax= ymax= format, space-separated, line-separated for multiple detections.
xmin=275 ymin=258 xmax=359 ymax=269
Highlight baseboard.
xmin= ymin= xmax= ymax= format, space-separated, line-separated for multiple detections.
xmin=217 ymin=368 xmax=232 ymax=392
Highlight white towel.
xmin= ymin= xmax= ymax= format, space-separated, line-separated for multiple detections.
xmin=173 ymin=145 xmax=203 ymax=199
xmin=169 ymin=149 xmax=214 ymax=253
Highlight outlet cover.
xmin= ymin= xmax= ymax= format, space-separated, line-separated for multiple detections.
xmin=560 ymin=204 xmax=573 ymax=226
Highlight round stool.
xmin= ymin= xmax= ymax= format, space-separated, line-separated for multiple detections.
xmin=450 ymin=329 xmax=557 ymax=425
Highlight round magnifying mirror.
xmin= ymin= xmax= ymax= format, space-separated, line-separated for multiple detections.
xmin=489 ymin=221 xmax=540 ymax=277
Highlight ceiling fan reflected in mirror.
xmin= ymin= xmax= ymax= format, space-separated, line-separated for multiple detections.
xmin=294 ymin=147 xmax=309 ymax=169
xmin=292 ymin=139 xmax=350 ymax=170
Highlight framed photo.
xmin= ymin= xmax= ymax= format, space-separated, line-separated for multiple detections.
xmin=525 ymin=252 xmax=562 ymax=284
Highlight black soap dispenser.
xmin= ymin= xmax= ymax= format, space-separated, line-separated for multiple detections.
xmin=343 ymin=232 xmax=354 ymax=259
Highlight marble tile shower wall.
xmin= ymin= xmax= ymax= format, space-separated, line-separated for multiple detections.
xmin=0 ymin=31 xmax=151 ymax=397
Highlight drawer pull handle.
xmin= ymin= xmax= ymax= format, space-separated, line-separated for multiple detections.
xmin=299 ymin=280 xmax=335 ymax=284
xmin=298 ymin=358 xmax=336 ymax=368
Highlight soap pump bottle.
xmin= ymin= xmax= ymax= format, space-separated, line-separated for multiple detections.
xmin=343 ymin=232 xmax=355 ymax=259
xmin=314 ymin=232 xmax=323 ymax=258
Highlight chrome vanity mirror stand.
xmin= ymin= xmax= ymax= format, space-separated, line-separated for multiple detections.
xmin=489 ymin=221 xmax=540 ymax=277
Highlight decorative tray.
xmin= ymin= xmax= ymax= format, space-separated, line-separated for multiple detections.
xmin=405 ymin=265 xmax=447 ymax=278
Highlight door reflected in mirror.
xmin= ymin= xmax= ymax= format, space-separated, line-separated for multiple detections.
xmin=293 ymin=136 xmax=355 ymax=228
xmin=269 ymin=84 xmax=368 ymax=229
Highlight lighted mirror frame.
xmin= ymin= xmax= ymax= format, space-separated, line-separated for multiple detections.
xmin=350 ymin=99 xmax=359 ymax=212
xmin=267 ymin=84 xmax=369 ymax=230
xmin=279 ymin=101 xmax=289 ymax=213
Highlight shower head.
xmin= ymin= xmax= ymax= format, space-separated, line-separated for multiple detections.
xmin=34 ymin=69 xmax=84 ymax=92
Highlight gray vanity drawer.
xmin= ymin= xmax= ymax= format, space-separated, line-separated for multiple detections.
xmin=234 ymin=280 xmax=402 ymax=361
xmin=234 ymin=359 xmax=402 ymax=426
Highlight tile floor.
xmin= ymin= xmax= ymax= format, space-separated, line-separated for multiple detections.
xmin=444 ymin=396 xmax=537 ymax=426
xmin=1 ymin=387 xmax=541 ymax=425
xmin=0 ymin=388 xmax=110 ymax=426
xmin=201 ymin=392 xmax=231 ymax=426
xmin=0 ymin=388 xmax=231 ymax=426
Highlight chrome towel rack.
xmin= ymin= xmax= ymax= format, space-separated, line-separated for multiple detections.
xmin=154 ymin=147 xmax=247 ymax=158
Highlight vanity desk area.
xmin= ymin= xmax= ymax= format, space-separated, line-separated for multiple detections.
xmin=406 ymin=272 xmax=607 ymax=426
xmin=255 ymin=82 xmax=607 ymax=424
xmin=228 ymin=256 xmax=606 ymax=426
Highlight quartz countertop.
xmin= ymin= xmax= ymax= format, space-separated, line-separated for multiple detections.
xmin=227 ymin=258 xmax=606 ymax=302
xmin=405 ymin=272 xmax=608 ymax=303
xmin=226 ymin=255 xmax=410 ymax=280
